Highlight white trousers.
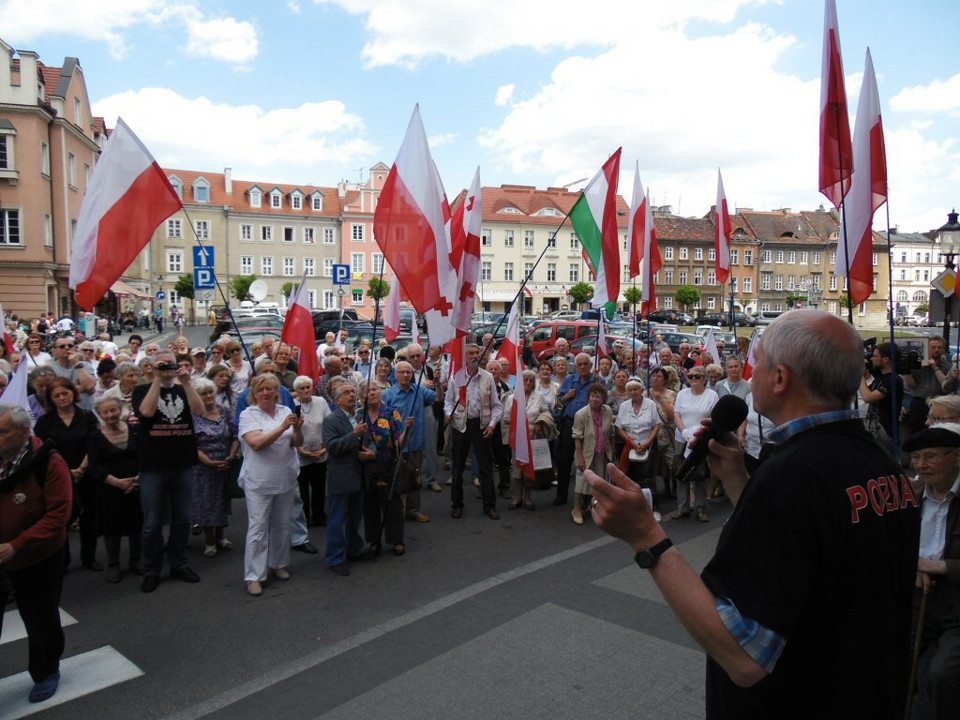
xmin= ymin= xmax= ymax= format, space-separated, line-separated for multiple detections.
xmin=244 ymin=488 xmax=296 ymax=582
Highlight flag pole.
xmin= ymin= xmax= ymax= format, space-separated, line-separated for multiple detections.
xmin=835 ymin=105 xmax=856 ymax=328
xmin=362 ymin=254 xmax=391 ymax=418
xmin=884 ymin=202 xmax=900 ymax=457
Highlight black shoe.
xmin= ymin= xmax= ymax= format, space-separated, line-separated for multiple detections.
xmin=141 ymin=575 xmax=160 ymax=593
xmin=484 ymin=508 xmax=500 ymax=521
xmin=329 ymin=564 xmax=350 ymax=576
xmin=170 ymin=567 xmax=200 ymax=583
xmin=552 ymin=497 xmax=567 ymax=506
xmin=347 ymin=551 xmax=377 ymax=563
xmin=292 ymin=542 xmax=319 ymax=554
xmin=82 ymin=559 xmax=104 ymax=572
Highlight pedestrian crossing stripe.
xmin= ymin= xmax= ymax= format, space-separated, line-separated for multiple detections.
xmin=1 ymin=609 xmax=78 ymax=646
xmin=0 ymin=646 xmax=144 ymax=719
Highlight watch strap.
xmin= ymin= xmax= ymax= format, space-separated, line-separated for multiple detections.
xmin=634 ymin=537 xmax=673 ymax=569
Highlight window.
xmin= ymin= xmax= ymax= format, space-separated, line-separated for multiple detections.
xmin=195 ymin=220 xmax=209 ymax=240
xmin=679 ymin=271 xmax=688 ymax=284
xmin=924 ymin=270 xmax=930 ymax=282
xmin=167 ymin=219 xmax=182 ymax=238
xmin=730 ymin=250 xmax=739 ymax=265
xmin=694 ymin=248 xmax=703 ymax=261
xmin=830 ymin=275 xmax=838 ymax=291
xmin=351 ymin=253 xmax=365 ymax=275
xmin=915 ymin=252 xmax=922 ymax=263
xmin=504 ymin=230 xmax=514 ymax=248
xmin=249 ymin=189 xmax=262 ymax=207
xmin=323 ymin=258 xmax=334 ymax=277
xmin=303 ymin=227 xmax=315 ymax=244
xmin=709 ymin=249 xmax=716 ymax=262
xmin=283 ymin=257 xmax=296 ymax=276
xmin=694 ymin=271 xmax=703 ymax=284
xmin=482 ymin=229 xmax=492 ymax=247
xmin=761 ymin=302 xmax=770 ymax=312
xmin=872 ymin=253 xmax=879 ymax=266
xmin=742 ymin=277 xmax=752 ymax=293
xmin=166 ymin=251 xmax=183 ymax=273
xmin=708 ymin=271 xmax=716 ymax=285
xmin=270 ymin=191 xmax=282 ymax=209
xmin=787 ymin=276 xmax=795 ymax=290
xmin=44 ymin=214 xmax=52 ymax=247
xmin=744 ymin=250 xmax=753 ymax=265
xmin=788 ymin=251 xmax=796 ymax=264
xmin=283 ymin=227 xmax=295 ymax=243
xmin=303 ymin=258 xmax=315 ymax=276
xmin=873 ymin=274 xmax=878 ymax=291
xmin=664 ymin=247 xmax=674 ymax=261
xmin=168 ymin=290 xmax=180 ymax=308
xmin=569 ymin=265 xmax=579 ymax=282
xmin=830 ymin=252 xmax=837 ymax=265
xmin=813 ymin=251 xmax=822 ymax=265
xmin=800 ymin=251 xmax=808 ymax=264
xmin=901 ymin=252 xmax=908 ymax=263
xmin=679 ymin=248 xmax=688 ymax=260
xmin=261 ymin=226 xmax=273 ymax=242
xmin=352 ymin=289 xmax=364 ymax=306
xmin=323 ymin=290 xmax=335 ymax=310
xmin=481 ymin=261 xmax=491 ymax=281
xmin=40 ymin=142 xmax=50 ymax=176
xmin=312 ymin=194 xmax=323 ymax=211
xmin=548 ymin=236 xmax=556 ymax=248
xmin=291 ymin=193 xmax=303 ymax=210
xmin=812 ymin=275 xmax=821 ymax=290
xmin=925 ymin=253 xmax=931 ymax=263
xmin=241 ymin=224 xmax=252 ymax=241
xmin=776 ymin=251 xmax=784 ymax=263
xmin=372 ymin=253 xmax=384 ymax=275
xmin=322 ymin=228 xmax=335 ymax=245
xmin=194 ymin=179 xmax=210 ymax=203
xmin=68 ymin=152 xmax=76 ymax=186
xmin=525 ymin=231 xmax=535 ymax=249
xmin=915 ymin=269 xmax=921 ymax=282
xmin=0 ymin=209 xmax=21 ymax=245
xmin=761 ymin=274 xmax=771 ymax=290
xmin=913 ymin=290 xmax=927 ymax=303
xmin=308 ymin=289 xmax=317 ymax=308
xmin=570 ymin=233 xmax=580 ymax=251
xmin=773 ymin=274 xmax=784 ymax=291
xmin=351 ymin=224 xmax=365 ymax=242
xmin=261 ymin=256 xmax=274 ymax=275
xmin=74 ymin=97 xmax=82 ymax=126
xmin=664 ymin=296 xmax=673 ymax=309
xmin=0 ymin=135 xmax=10 ymax=171
xmin=664 ymin=270 xmax=674 ymax=284
xmin=763 ymin=249 xmax=772 ymax=263
xmin=524 ymin=263 xmax=533 ymax=280
xmin=547 ymin=263 xmax=556 ymax=282
xmin=240 ymin=256 xmax=253 ymax=274
xmin=707 ymin=297 xmax=716 ymax=309
xmin=504 ymin=262 xmax=514 ymax=282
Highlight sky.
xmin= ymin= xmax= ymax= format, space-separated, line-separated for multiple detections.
xmin=2 ymin=0 xmax=959 ymax=234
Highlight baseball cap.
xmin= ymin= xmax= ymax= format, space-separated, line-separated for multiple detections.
xmin=191 ymin=347 xmax=207 ymax=356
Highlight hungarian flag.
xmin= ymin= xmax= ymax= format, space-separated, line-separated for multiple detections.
xmin=70 ymin=118 xmax=183 ymax=310
xmin=628 ymin=163 xmax=661 ymax=316
xmin=383 ymin=272 xmax=402 ymax=342
xmin=819 ymin=0 xmax=854 ymax=209
xmin=836 ymin=49 xmax=887 ymax=306
xmin=572 ymin=148 xmax=622 ymax=313
xmin=374 ymin=106 xmax=457 ymax=347
xmin=509 ymin=362 xmax=534 ymax=480
xmin=715 ymin=169 xmax=732 ymax=285
xmin=280 ymin=271 xmax=319 ymax=384
xmin=742 ymin=330 xmax=760 ymax=380
xmin=498 ymin=303 xmax=522 ymax=381
xmin=450 ymin=169 xmax=482 ymax=337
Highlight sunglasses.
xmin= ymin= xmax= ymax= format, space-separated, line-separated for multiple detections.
xmin=688 ymin=374 xmax=704 ymax=379
xmin=57 ymin=344 xmax=74 ymax=350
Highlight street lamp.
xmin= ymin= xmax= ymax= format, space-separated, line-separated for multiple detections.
xmin=937 ymin=209 xmax=960 ymax=342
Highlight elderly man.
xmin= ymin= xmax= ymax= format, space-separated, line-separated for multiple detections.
xmin=553 ymin=337 xmax=576 ymax=365
xmin=318 ymin=355 xmax=346 ymax=404
xmin=354 ymin=344 xmax=374 ymax=379
xmin=905 ymin=337 xmax=952 ymax=431
xmin=404 ymin=343 xmax=443 ymax=492
xmin=0 ymin=405 xmax=72 ymax=703
xmin=132 ymin=351 xmax=205 ymax=593
xmin=190 ymin=347 xmax=208 ymax=382
xmin=316 ymin=332 xmax=337 ymax=362
xmin=715 ymin=356 xmax=750 ymax=399
xmin=274 ymin=343 xmax=298 ymax=390
xmin=49 ymin=336 xmax=96 ymax=409
xmin=444 ymin=343 xmax=502 ymax=520
xmin=589 ymin=310 xmax=920 ymax=718
xmin=905 ymin=425 xmax=960 ymax=719
xmin=383 ymin=360 xmax=436 ymax=522
xmin=554 ymin=352 xmax=604 ymax=507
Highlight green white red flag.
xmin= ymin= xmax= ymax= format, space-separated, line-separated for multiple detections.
xmin=572 ymin=148 xmax=622 ymax=313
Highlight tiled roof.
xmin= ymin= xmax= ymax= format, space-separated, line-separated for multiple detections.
xmin=738 ymin=210 xmax=837 ymax=245
xmin=481 ymin=184 xmax=629 ymax=227
xmin=654 ymin=215 xmax=715 ymax=242
xmin=38 ymin=63 xmax=60 ymax=104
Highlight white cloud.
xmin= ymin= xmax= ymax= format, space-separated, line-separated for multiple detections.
xmin=92 ymin=88 xmax=378 ymax=180
xmin=184 ymin=15 xmax=259 ymax=65
xmin=288 ymin=1 xmax=302 ymax=13
xmin=427 ymin=132 xmax=457 ymax=148
xmin=890 ymin=75 xmax=960 ymax=113
xmin=494 ymin=84 xmax=515 ymax=107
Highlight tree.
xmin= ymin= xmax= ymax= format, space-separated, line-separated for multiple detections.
xmin=916 ymin=301 xmax=929 ymax=315
xmin=839 ymin=292 xmax=855 ymax=310
xmin=785 ymin=291 xmax=806 ymax=308
xmin=281 ymin=281 xmax=299 ymax=301
xmin=674 ymin=285 xmax=701 ymax=311
xmin=174 ymin=274 xmax=195 ymax=300
xmin=230 ymin=274 xmax=257 ymax=302
xmin=623 ymin=286 xmax=644 ymax=306
xmin=367 ymin=277 xmax=390 ymax=300
xmin=568 ymin=282 xmax=594 ymax=306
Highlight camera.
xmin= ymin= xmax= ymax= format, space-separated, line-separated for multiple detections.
xmin=863 ymin=337 xmax=924 ymax=375
xmin=157 ymin=363 xmax=178 ymax=371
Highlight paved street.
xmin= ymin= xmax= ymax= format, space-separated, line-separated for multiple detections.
xmin=0 ymin=323 xmax=723 ymax=719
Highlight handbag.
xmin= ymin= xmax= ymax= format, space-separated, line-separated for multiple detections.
xmin=394 ymin=452 xmax=422 ymax=495
xmin=223 ymin=457 xmax=245 ymax=499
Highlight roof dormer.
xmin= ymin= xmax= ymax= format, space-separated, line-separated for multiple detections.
xmin=168 ymin=174 xmax=183 ymax=200
xmin=248 ymin=185 xmax=263 ymax=208
xmin=309 ymin=190 xmax=324 ymax=212
xmin=268 ymin=187 xmax=284 ymax=209
xmin=192 ymin=176 xmax=210 ymax=203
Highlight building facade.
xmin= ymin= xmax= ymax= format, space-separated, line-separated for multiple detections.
xmin=889 ymin=230 xmax=936 ymax=318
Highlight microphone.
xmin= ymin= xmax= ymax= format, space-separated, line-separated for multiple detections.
xmin=675 ymin=394 xmax=748 ymax=483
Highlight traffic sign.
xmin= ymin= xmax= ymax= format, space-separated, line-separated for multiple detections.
xmin=193 ymin=246 xmax=214 ymax=268
xmin=197 ymin=289 xmax=215 ymax=302
xmin=194 ymin=267 xmax=216 ymax=290
xmin=156 ymin=290 xmax=166 ymax=300
xmin=333 ymin=264 xmax=351 ymax=285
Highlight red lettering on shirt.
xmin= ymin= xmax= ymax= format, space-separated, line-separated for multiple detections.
xmin=884 ymin=475 xmax=901 ymax=512
xmin=847 ymin=486 xmax=869 ymax=523
xmin=847 ymin=474 xmax=919 ymax=524
xmin=899 ymin=475 xmax=919 ymax=509
xmin=867 ymin=479 xmax=885 ymax=517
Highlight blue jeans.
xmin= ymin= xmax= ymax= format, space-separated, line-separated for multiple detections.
xmin=139 ymin=468 xmax=193 ymax=576
xmin=325 ymin=490 xmax=364 ymax=567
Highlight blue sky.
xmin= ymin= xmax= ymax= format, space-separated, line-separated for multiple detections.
xmin=3 ymin=0 xmax=959 ymax=233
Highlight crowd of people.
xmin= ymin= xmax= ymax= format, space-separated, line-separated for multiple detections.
xmin=0 ymin=309 xmax=957 ymax=716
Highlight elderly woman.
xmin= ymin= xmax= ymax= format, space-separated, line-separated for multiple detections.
xmin=209 ymin=343 xmax=225 ymax=367
xmin=536 ymin=361 xmax=559 ymax=409
xmin=94 ymin=357 xmax=117 ymax=399
xmin=193 ymin=378 xmax=239 ymax=557
xmin=552 ymin=356 xmax=569 ymax=387
xmin=238 ymin=374 xmax=303 ymax=596
xmin=647 ymin=367 xmax=677 ymax=498
xmin=88 ymin=396 xmax=142 ymax=582
xmin=615 ymin=379 xmax=662 ymax=520
xmin=101 ymin=362 xmax=141 ymax=426
xmin=606 ymin=368 xmax=631 ymax=411
xmin=207 ymin=363 xmax=236 ymax=418
xmin=294 ymin=375 xmax=330 ymax=528
xmin=672 ymin=365 xmax=718 ymax=522
xmin=23 ymin=333 xmax=52 ymax=367
xmin=705 ymin=363 xmax=724 ymax=389
xmin=225 ymin=340 xmax=252 ymax=395
xmin=571 ymin=383 xmax=616 ymax=525
xmin=35 ymin=378 xmax=102 ymax=569
xmin=374 ymin=356 xmax=394 ymax=391
xmin=359 ymin=382 xmax=407 ymax=556
xmin=27 ymin=366 xmax=57 ymax=422
xmin=501 ymin=370 xmax=555 ymax=510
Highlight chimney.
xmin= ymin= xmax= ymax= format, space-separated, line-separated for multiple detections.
xmin=224 ymin=167 xmax=232 ymax=195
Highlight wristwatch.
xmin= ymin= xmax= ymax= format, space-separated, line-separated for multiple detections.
xmin=634 ymin=538 xmax=673 ymax=570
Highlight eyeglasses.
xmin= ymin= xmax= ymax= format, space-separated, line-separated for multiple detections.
xmin=927 ymin=414 xmax=960 ymax=423
xmin=230 ymin=348 xmax=242 ymax=353
xmin=56 ymin=344 xmax=74 ymax=350
xmin=27 ymin=340 xmax=40 ymax=344
xmin=688 ymin=374 xmax=704 ymax=379
xmin=910 ymin=449 xmax=959 ymax=465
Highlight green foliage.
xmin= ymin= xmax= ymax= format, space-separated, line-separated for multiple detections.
xmin=230 ymin=275 xmax=257 ymax=302
xmin=623 ymin=286 xmax=644 ymax=306
xmin=367 ymin=277 xmax=390 ymax=300
xmin=916 ymin=301 xmax=929 ymax=315
xmin=568 ymin=282 xmax=594 ymax=306
xmin=674 ymin=285 xmax=701 ymax=310
xmin=785 ymin=291 xmax=806 ymax=308
xmin=174 ymin=274 xmax=195 ymax=300
xmin=281 ymin=281 xmax=298 ymax=300
xmin=839 ymin=292 xmax=855 ymax=309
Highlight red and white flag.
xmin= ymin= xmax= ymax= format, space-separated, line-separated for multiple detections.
xmin=509 ymin=365 xmax=534 ymax=479
xmin=498 ymin=303 xmax=522 ymax=381
xmin=70 ymin=118 xmax=183 ymax=310
xmin=0 ymin=303 xmax=15 ymax=356
xmin=715 ymin=169 xmax=732 ymax=285
xmin=374 ymin=106 xmax=457 ymax=347
xmin=628 ymin=163 xmax=661 ymax=316
xmin=819 ymin=0 xmax=854 ymax=209
xmin=450 ymin=169 xmax=482 ymax=337
xmin=448 ymin=335 xmax=469 ymax=408
xmin=280 ymin=271 xmax=319 ymax=385
xmin=742 ymin=330 xmax=760 ymax=380
xmin=836 ymin=49 xmax=887 ymax=306
xmin=384 ymin=273 xmax=402 ymax=342
xmin=703 ymin=330 xmax=720 ymax=365
xmin=0 ymin=353 xmax=30 ymax=417
xmin=594 ymin=321 xmax=608 ymax=368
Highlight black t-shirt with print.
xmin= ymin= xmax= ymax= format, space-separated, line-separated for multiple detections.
xmin=131 ymin=383 xmax=199 ymax=470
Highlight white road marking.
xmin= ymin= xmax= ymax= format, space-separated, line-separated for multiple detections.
xmin=1 ymin=608 xmax=78 ymax=646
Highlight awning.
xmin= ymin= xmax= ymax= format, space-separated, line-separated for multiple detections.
xmin=110 ymin=279 xmax=151 ymax=299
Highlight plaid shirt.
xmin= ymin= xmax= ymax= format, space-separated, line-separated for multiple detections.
xmin=0 ymin=439 xmax=31 ymax=483
xmin=766 ymin=409 xmax=861 ymax=446
xmin=716 ymin=596 xmax=786 ymax=673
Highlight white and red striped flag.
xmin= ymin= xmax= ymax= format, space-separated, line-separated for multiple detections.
xmin=628 ymin=163 xmax=661 ymax=316
xmin=509 ymin=364 xmax=534 ymax=480
xmin=715 ymin=169 xmax=732 ymax=285
xmin=742 ymin=330 xmax=761 ymax=380
xmin=384 ymin=272 xmax=402 ymax=342
xmin=498 ymin=303 xmax=522 ymax=381
xmin=835 ymin=48 xmax=887 ymax=306
xmin=703 ymin=329 xmax=720 ymax=365
xmin=450 ymin=169 xmax=482 ymax=338
xmin=594 ymin=320 xmax=608 ymax=367
xmin=819 ymin=0 xmax=854 ymax=209
xmin=374 ymin=106 xmax=457 ymax=347
xmin=280 ymin=271 xmax=318 ymax=384
xmin=70 ymin=118 xmax=183 ymax=310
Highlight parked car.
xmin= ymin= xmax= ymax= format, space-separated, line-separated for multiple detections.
xmin=312 ymin=309 xmax=365 ymax=338
xmin=659 ymin=331 xmax=704 ymax=354
xmin=210 ymin=315 xmax=284 ymax=342
xmin=646 ymin=309 xmax=694 ymax=326
xmin=697 ymin=311 xmax=755 ymax=327
xmin=537 ymin=334 xmax=644 ymax=363
xmin=755 ymin=310 xmax=784 ymax=326
xmin=898 ymin=315 xmax=929 ymax=327
xmin=528 ymin=321 xmax=608 ymax=355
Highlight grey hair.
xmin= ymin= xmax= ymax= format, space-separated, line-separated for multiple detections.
xmin=28 ymin=365 xmax=56 ymax=383
xmin=625 ymin=380 xmax=644 ymax=392
xmin=521 ymin=369 xmax=537 ymax=381
xmin=333 ymin=381 xmax=354 ymax=400
xmin=137 ymin=355 xmax=155 ymax=370
xmin=405 ymin=343 xmax=423 ymax=355
xmin=115 ymin=362 xmax=140 ymax=378
xmin=930 ymin=395 xmax=960 ymax=418
xmin=760 ymin=309 xmax=862 ymax=407
xmin=193 ymin=378 xmax=216 ymax=395
xmin=0 ymin=404 xmax=31 ymax=429
xmin=94 ymin=395 xmax=123 ymax=413
xmin=254 ymin=355 xmax=274 ymax=372
xmin=293 ymin=375 xmax=314 ymax=390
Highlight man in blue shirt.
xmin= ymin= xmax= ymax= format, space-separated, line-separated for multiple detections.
xmin=382 ymin=361 xmax=436 ymax=523
xmin=554 ymin=352 xmax=603 ymax=506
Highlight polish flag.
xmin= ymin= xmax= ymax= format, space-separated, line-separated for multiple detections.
xmin=835 ymin=49 xmax=887 ymax=306
xmin=70 ymin=118 xmax=183 ymax=310
xmin=819 ymin=0 xmax=854 ymax=209
xmin=375 ymin=106 xmax=457 ymax=347
xmin=715 ymin=169 xmax=732 ymax=285
xmin=628 ymin=163 xmax=661 ymax=317
xmin=742 ymin=330 xmax=760 ymax=380
xmin=594 ymin=321 xmax=608 ymax=368
xmin=281 ymin=271 xmax=318 ymax=384
xmin=0 ymin=352 xmax=30 ymax=416
xmin=384 ymin=273 xmax=402 ymax=342
xmin=0 ymin=303 xmax=15 ymax=355
xmin=498 ymin=303 xmax=522 ymax=381
xmin=703 ymin=330 xmax=720 ymax=365
xmin=450 ymin=169 xmax=482 ymax=337
xmin=509 ymin=364 xmax=534 ymax=480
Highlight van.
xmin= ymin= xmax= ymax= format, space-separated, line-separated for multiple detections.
xmin=529 ymin=321 xmax=607 ymax=355
xmin=755 ymin=311 xmax=783 ymax=326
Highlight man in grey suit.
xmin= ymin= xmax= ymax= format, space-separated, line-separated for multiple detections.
xmin=322 ymin=384 xmax=376 ymax=576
